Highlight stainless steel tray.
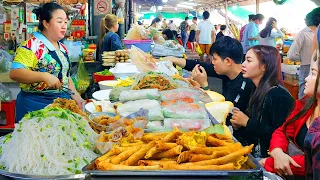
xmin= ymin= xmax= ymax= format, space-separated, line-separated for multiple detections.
xmin=82 ymin=154 xmax=263 ymax=179
xmin=0 ymin=134 xmax=88 ymax=180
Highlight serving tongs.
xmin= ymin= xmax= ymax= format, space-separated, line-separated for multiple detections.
xmin=61 ymin=85 xmax=75 ymax=96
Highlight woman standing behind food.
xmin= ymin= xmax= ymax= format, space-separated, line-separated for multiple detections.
xmin=231 ymin=45 xmax=294 ymax=158
xmin=149 ymin=18 xmax=165 ymax=44
xmin=259 ymin=17 xmax=284 ymax=47
xmin=9 ymin=2 xmax=83 ymax=121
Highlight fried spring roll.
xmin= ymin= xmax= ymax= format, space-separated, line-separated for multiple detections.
xmin=234 ymin=156 xmax=248 ymax=170
xmin=97 ymin=162 xmax=160 ymax=170
xmin=206 ymin=136 xmax=233 ymax=147
xmin=162 ymin=128 xmax=183 ymax=142
xmin=189 ymin=150 xmax=230 ymax=162
xmin=151 ymin=145 xmax=183 ymax=159
xmin=177 ymin=151 xmax=193 ymax=164
xmin=155 ymin=142 xmax=178 ymax=150
xmin=95 ymin=147 xmax=121 ymax=164
xmin=184 ymin=144 xmax=254 ymax=166
xmin=160 ymin=163 xmax=235 ymax=170
xmin=141 ymin=133 xmax=168 ymax=142
xmin=145 ymin=147 xmax=163 ymax=159
xmin=211 ymin=134 xmax=233 ymax=141
xmin=111 ymin=146 xmax=142 ymax=164
xmin=189 ymin=142 xmax=241 ymax=155
xmin=122 ymin=141 xmax=156 ymax=166
xmin=120 ymin=142 xmax=144 ymax=147
xmin=138 ymin=160 xmax=177 ymax=166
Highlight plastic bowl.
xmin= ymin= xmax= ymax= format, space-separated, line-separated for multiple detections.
xmin=92 ymin=89 xmax=112 ymax=101
xmin=89 ymin=112 xmax=117 ymax=132
xmin=98 ymin=80 xmax=119 ymax=90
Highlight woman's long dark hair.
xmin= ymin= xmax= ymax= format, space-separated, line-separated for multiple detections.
xmin=283 ymin=59 xmax=320 ymax=141
xmin=149 ymin=18 xmax=161 ymax=28
xmin=162 ymin=29 xmax=174 ymax=40
xmin=260 ymin=17 xmax=277 ymax=38
xmin=247 ymin=45 xmax=283 ymax=118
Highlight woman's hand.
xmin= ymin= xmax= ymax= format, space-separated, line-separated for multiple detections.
xmin=259 ymin=158 xmax=267 ymax=167
xmin=230 ymin=109 xmax=249 ymax=127
xmin=71 ymin=94 xmax=85 ymax=109
xmin=43 ymin=73 xmax=62 ymax=90
xmin=271 ymin=148 xmax=301 ymax=176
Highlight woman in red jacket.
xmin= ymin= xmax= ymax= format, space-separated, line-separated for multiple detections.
xmin=259 ymin=57 xmax=320 ymax=177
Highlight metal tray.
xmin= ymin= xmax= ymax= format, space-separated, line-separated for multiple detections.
xmin=0 ymin=134 xmax=88 ymax=180
xmin=82 ymin=154 xmax=263 ymax=179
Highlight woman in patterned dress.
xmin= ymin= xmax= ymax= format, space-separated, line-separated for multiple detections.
xmin=9 ymin=3 xmax=83 ymax=121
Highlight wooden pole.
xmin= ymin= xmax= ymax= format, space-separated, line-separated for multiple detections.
xmin=256 ymin=0 xmax=260 ymax=13
xmin=225 ymin=0 xmax=228 ymax=25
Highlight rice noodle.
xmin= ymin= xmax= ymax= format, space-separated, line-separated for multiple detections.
xmin=0 ymin=107 xmax=99 ymax=175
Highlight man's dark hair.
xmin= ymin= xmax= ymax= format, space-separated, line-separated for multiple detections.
xmin=305 ymin=7 xmax=320 ymax=27
xmin=203 ymin=11 xmax=210 ymax=19
xmin=210 ymin=36 xmax=243 ymax=64
xmin=220 ymin=25 xmax=227 ymax=31
xmin=185 ymin=17 xmax=189 ymax=21
xmin=248 ymin=14 xmax=255 ymax=21
xmin=192 ymin=17 xmax=197 ymax=21
xmin=252 ymin=14 xmax=264 ymax=21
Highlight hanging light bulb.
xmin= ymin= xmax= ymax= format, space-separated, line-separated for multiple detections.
xmin=175 ymin=7 xmax=178 ymax=11
xmin=158 ymin=6 xmax=163 ymax=10
xmin=162 ymin=0 xmax=168 ymax=3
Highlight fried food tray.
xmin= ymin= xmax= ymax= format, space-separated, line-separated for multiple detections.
xmin=82 ymin=112 xmax=263 ymax=179
xmin=82 ymin=154 xmax=263 ymax=179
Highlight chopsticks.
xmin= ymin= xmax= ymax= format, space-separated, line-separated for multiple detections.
xmin=61 ymin=85 xmax=75 ymax=96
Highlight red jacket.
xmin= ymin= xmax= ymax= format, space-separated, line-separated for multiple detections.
xmin=264 ymin=99 xmax=314 ymax=176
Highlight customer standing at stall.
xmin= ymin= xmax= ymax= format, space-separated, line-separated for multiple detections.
xmin=241 ymin=14 xmax=264 ymax=59
xmin=188 ymin=17 xmax=197 ymax=53
xmin=287 ymin=8 xmax=320 ymax=100
xmin=231 ymin=45 xmax=294 ymax=158
xmin=179 ymin=17 xmax=189 ymax=49
xmin=259 ymin=17 xmax=284 ymax=47
xmin=9 ymin=2 xmax=83 ymax=121
xmin=196 ymin=11 xmax=216 ymax=62
xmin=99 ymin=14 xmax=123 ymax=52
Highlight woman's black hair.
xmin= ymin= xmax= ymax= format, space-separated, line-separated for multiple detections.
xmin=220 ymin=25 xmax=227 ymax=31
xmin=260 ymin=17 xmax=277 ymax=38
xmin=150 ymin=17 xmax=161 ymax=26
xmin=32 ymin=2 xmax=64 ymax=31
xmin=162 ymin=29 xmax=174 ymax=40
xmin=246 ymin=45 xmax=283 ymax=118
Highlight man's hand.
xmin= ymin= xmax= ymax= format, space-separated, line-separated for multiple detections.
xmin=191 ymin=65 xmax=208 ymax=87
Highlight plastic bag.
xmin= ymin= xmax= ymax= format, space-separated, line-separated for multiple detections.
xmin=125 ymin=25 xmax=150 ymax=40
xmin=196 ymin=44 xmax=203 ymax=55
xmin=116 ymin=8 xmax=124 ymax=24
xmin=0 ymin=50 xmax=13 ymax=73
xmin=152 ymin=43 xmax=185 ymax=58
xmin=162 ymin=102 xmax=209 ymax=119
xmin=129 ymin=46 xmax=158 ymax=72
xmin=117 ymin=99 xmax=161 ymax=114
xmin=147 ymin=121 xmax=165 ymax=132
xmin=160 ymin=88 xmax=200 ymax=101
xmin=76 ymin=59 xmax=90 ymax=94
xmin=110 ymin=108 xmax=149 ymax=131
xmin=0 ymin=83 xmax=12 ymax=102
xmin=164 ymin=118 xmax=211 ymax=132
xmin=119 ymin=89 xmax=160 ymax=102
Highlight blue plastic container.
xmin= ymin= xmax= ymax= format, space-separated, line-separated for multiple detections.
xmin=123 ymin=39 xmax=152 ymax=52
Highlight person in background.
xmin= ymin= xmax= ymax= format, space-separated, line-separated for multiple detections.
xmin=157 ymin=13 xmax=163 ymax=21
xmin=168 ymin=20 xmax=177 ymax=31
xmin=9 ymin=2 xmax=83 ymax=121
xmin=172 ymin=30 xmax=183 ymax=45
xmin=240 ymin=14 xmax=255 ymax=42
xmin=161 ymin=19 xmax=168 ymax=29
xmin=163 ymin=36 xmax=254 ymax=115
xmin=216 ymin=25 xmax=227 ymax=40
xmin=231 ymin=45 xmax=294 ymax=158
xmin=287 ymin=7 xmax=320 ymax=100
xmin=179 ymin=17 xmax=189 ymax=48
xmin=99 ymin=14 xmax=122 ymax=52
xmin=241 ymin=14 xmax=264 ymax=58
xmin=259 ymin=17 xmax=284 ymax=47
xmin=149 ymin=17 xmax=163 ymax=44
xmin=196 ymin=11 xmax=216 ymax=62
xmin=214 ymin=24 xmax=218 ymax=32
xmin=188 ymin=17 xmax=198 ymax=53
xmin=162 ymin=29 xmax=175 ymax=41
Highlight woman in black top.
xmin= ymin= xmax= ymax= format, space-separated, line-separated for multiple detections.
xmin=216 ymin=25 xmax=226 ymax=40
xmin=231 ymin=45 xmax=294 ymax=158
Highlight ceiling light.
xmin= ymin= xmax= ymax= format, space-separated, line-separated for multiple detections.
xmin=177 ymin=4 xmax=194 ymax=9
xmin=162 ymin=0 xmax=168 ymax=3
xmin=158 ymin=6 xmax=163 ymax=10
xmin=175 ymin=7 xmax=178 ymax=11
xmin=180 ymin=2 xmax=199 ymax=6
xmin=139 ymin=5 xmax=141 ymax=9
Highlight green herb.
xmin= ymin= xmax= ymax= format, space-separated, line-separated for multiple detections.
xmin=3 ymin=134 xmax=12 ymax=144
xmin=83 ymin=158 xmax=89 ymax=165
xmin=68 ymin=160 xmax=73 ymax=163
xmin=40 ymin=154 xmax=44 ymax=157
xmin=66 ymin=168 xmax=72 ymax=172
xmin=40 ymin=128 xmax=43 ymax=132
xmin=61 ymin=126 xmax=65 ymax=131
xmin=46 ymin=125 xmax=50 ymax=128
xmin=60 ymin=112 xmax=68 ymax=120
xmin=62 ymin=153 xmax=65 ymax=155
xmin=74 ymin=170 xmax=82 ymax=174
xmin=37 ymin=118 xmax=41 ymax=123
xmin=0 ymin=146 xmax=2 ymax=155
xmin=0 ymin=164 xmax=6 ymax=170
xmin=17 ymin=129 xmax=22 ymax=132
xmin=96 ymin=69 xmax=113 ymax=76
xmin=74 ymin=163 xmax=78 ymax=168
